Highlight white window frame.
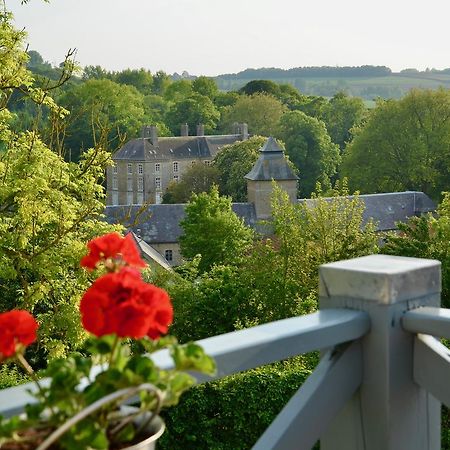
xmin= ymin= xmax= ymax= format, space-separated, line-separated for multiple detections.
xmin=127 ymin=191 xmax=133 ymax=205
xmin=155 ymin=177 xmax=161 ymax=190
xmin=127 ymin=163 xmax=133 ymax=174
xmin=138 ymin=163 xmax=143 ymax=175
xmin=155 ymin=192 xmax=162 ymax=204
xmin=127 ymin=177 xmax=133 ymax=191
xmin=112 ymin=177 xmax=118 ymax=190
xmin=136 ymin=192 xmax=144 ymax=205
xmin=155 ymin=163 xmax=161 ymax=173
xmin=112 ymin=191 xmax=119 ymax=206
xmin=113 ymin=165 xmax=118 ymax=174
xmin=173 ymin=175 xmax=179 ymax=183
xmin=204 ymin=160 xmax=211 ymax=166
xmin=173 ymin=161 xmax=179 ymax=173
xmin=137 ymin=177 xmax=144 ymax=192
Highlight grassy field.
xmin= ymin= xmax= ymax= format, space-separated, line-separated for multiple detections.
xmin=216 ymin=73 xmax=450 ymax=100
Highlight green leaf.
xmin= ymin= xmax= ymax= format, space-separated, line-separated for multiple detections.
xmin=114 ymin=422 xmax=136 ymax=444
xmin=171 ymin=343 xmax=216 ymax=375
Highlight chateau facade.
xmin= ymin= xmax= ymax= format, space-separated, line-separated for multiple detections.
xmin=106 ymin=123 xmax=248 ymax=206
xmin=105 ymin=138 xmax=436 ymax=267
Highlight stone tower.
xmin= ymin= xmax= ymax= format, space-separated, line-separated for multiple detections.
xmin=245 ymin=137 xmax=298 ymax=220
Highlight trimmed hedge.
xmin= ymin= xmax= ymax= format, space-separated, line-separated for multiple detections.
xmin=159 ymin=356 xmax=316 ymax=450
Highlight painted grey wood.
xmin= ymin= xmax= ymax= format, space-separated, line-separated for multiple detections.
xmin=0 ymin=309 xmax=369 ymax=417
xmin=319 ymin=254 xmax=441 ymax=303
xmin=320 ymin=254 xmax=441 ymax=450
xmin=414 ymin=333 xmax=450 ymax=407
xmin=403 ymin=307 xmax=450 ymax=340
xmin=253 ymin=341 xmax=362 ymax=450
xmin=152 ymin=308 xmax=369 ymax=382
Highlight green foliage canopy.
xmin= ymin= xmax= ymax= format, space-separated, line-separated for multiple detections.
xmin=220 ymin=93 xmax=286 ymax=136
xmin=162 ymin=162 xmax=220 ymax=204
xmin=179 ymin=186 xmax=254 ymax=273
xmin=60 ymin=79 xmax=147 ymax=160
xmin=342 ymin=88 xmax=450 ymax=199
xmin=276 ymin=111 xmax=341 ymax=197
xmin=213 ymin=135 xmax=266 ymax=201
xmin=0 ymin=8 xmax=118 ymax=361
xmin=165 ymin=93 xmax=220 ymax=135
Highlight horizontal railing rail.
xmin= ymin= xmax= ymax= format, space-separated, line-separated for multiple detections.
xmin=1 ymin=254 xmax=450 ymax=450
xmin=0 ymin=309 xmax=369 ymax=418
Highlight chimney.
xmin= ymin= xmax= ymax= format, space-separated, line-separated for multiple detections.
xmin=141 ymin=125 xmax=158 ymax=146
xmin=180 ymin=123 xmax=189 ymax=136
xmin=196 ymin=123 xmax=205 ymax=136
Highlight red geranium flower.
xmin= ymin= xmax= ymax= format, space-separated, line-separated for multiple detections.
xmin=81 ymin=232 xmax=146 ymax=271
xmin=0 ymin=310 xmax=38 ymax=359
xmin=80 ymin=268 xmax=173 ymax=339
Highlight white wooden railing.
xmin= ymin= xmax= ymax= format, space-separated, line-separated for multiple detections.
xmin=1 ymin=254 xmax=448 ymax=449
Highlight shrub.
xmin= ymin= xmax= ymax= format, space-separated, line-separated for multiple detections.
xmin=159 ymin=356 xmax=317 ymax=450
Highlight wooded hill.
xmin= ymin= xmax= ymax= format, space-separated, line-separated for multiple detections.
xmin=214 ymin=66 xmax=450 ymax=99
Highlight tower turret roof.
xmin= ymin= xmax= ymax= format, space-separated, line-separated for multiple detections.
xmin=244 ymin=137 xmax=298 ymax=181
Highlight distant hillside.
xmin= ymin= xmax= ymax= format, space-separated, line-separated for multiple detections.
xmin=214 ymin=66 xmax=450 ymax=99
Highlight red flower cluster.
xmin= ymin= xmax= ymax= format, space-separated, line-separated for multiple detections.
xmin=0 ymin=310 xmax=38 ymax=359
xmin=80 ymin=268 xmax=173 ymax=339
xmin=81 ymin=232 xmax=146 ymax=271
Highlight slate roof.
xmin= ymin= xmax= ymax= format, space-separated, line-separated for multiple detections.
xmin=104 ymin=203 xmax=258 ymax=244
xmin=113 ymin=135 xmax=244 ymax=161
xmin=105 ymin=191 xmax=435 ymax=244
xmin=299 ymin=191 xmax=435 ymax=232
xmin=245 ymin=137 xmax=298 ymax=181
xmin=128 ymin=232 xmax=173 ymax=271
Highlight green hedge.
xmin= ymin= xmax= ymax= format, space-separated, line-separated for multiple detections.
xmin=159 ymin=357 xmax=315 ymax=450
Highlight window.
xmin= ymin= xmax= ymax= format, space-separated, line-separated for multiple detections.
xmin=138 ymin=163 xmax=143 ymax=175
xmin=165 ymin=249 xmax=173 ymax=262
xmin=127 ymin=191 xmax=133 ymax=205
xmin=155 ymin=192 xmax=162 ymax=204
xmin=137 ymin=177 xmax=144 ymax=192
xmin=173 ymin=161 xmax=179 ymax=173
xmin=112 ymin=192 xmax=118 ymax=206
xmin=127 ymin=163 xmax=133 ymax=174
xmin=173 ymin=175 xmax=179 ymax=183
xmin=204 ymin=160 xmax=211 ymax=166
xmin=112 ymin=177 xmax=118 ymax=190
xmin=137 ymin=193 xmax=144 ymax=205
xmin=113 ymin=165 xmax=118 ymax=174
xmin=155 ymin=177 xmax=161 ymax=190
xmin=191 ymin=161 xmax=196 ymax=167
xmin=155 ymin=163 xmax=160 ymax=173
xmin=127 ymin=177 xmax=133 ymax=191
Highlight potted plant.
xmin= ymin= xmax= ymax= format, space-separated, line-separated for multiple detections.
xmin=0 ymin=232 xmax=215 ymax=449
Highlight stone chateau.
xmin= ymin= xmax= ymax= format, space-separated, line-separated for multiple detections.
xmin=105 ymin=137 xmax=435 ymax=267
xmin=106 ymin=123 xmax=248 ymax=206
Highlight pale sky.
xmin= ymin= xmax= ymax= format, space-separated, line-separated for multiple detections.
xmin=6 ymin=0 xmax=450 ymax=76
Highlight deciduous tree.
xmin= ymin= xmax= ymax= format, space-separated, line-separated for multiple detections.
xmin=276 ymin=111 xmax=340 ymax=197
xmin=220 ymin=93 xmax=286 ymax=136
xmin=213 ymin=136 xmax=268 ymax=201
xmin=342 ymin=88 xmax=450 ymax=199
xmin=179 ymin=186 xmax=253 ymax=272
xmin=162 ymin=162 xmax=220 ymax=203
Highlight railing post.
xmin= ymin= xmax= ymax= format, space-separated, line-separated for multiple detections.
xmin=319 ymin=254 xmax=441 ymax=450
